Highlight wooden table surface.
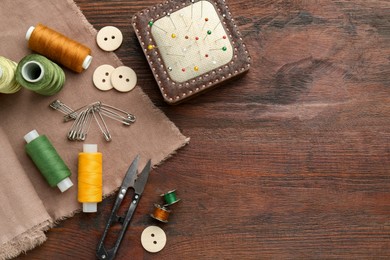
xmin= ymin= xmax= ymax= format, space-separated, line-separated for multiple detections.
xmin=18 ymin=0 xmax=389 ymax=259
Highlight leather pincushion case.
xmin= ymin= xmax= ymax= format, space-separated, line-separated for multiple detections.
xmin=132 ymin=0 xmax=251 ymax=104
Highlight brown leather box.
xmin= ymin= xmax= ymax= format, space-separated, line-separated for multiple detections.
xmin=132 ymin=0 xmax=251 ymax=104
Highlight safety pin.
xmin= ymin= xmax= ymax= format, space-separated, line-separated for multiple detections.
xmin=74 ymin=108 xmax=92 ymax=141
xmin=99 ymin=106 xmax=136 ymax=126
xmin=64 ymin=101 xmax=100 ymax=122
xmin=68 ymin=109 xmax=86 ymax=140
xmin=100 ymin=103 xmax=133 ymax=117
xmin=78 ymin=107 xmax=93 ymax=141
xmin=51 ymin=100 xmax=135 ymax=142
xmin=67 ymin=106 xmax=93 ymax=141
xmin=50 ymin=100 xmax=76 ymax=120
xmin=92 ymin=105 xmax=112 ymax=141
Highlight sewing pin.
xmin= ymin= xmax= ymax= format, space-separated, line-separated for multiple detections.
xmin=148 ymin=21 xmax=168 ymax=33
xmin=191 ymin=0 xmax=194 ymax=19
xmin=147 ymin=44 xmax=172 ymax=50
xmin=203 ymin=30 xmax=212 ymax=40
xmin=201 ymin=0 xmax=204 ymax=18
xmin=202 ymin=18 xmax=209 ymax=30
xmin=210 ymin=46 xmax=227 ymax=51
xmin=214 ymin=35 xmax=227 ymax=43
xmin=166 ymin=53 xmax=185 ymax=57
xmin=180 ymin=13 xmax=188 ymax=27
xmin=167 ymin=13 xmax=177 ymax=30
xmin=213 ymin=19 xmax=222 ymax=30
xmin=186 ymin=21 xmax=193 ymax=32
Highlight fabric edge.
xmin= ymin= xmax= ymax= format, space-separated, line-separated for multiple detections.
xmin=0 ymin=220 xmax=53 ymax=260
xmin=66 ymin=0 xmax=97 ymax=35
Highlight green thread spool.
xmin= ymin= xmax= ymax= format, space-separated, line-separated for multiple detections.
xmin=24 ymin=130 xmax=73 ymax=192
xmin=0 ymin=56 xmax=22 ymax=94
xmin=16 ymin=54 xmax=65 ymax=96
xmin=161 ymin=190 xmax=180 ymax=206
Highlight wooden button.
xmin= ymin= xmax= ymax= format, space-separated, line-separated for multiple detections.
xmin=141 ymin=226 xmax=166 ymax=253
xmin=110 ymin=66 xmax=137 ymax=92
xmin=92 ymin=64 xmax=115 ymax=91
xmin=96 ymin=26 xmax=123 ymax=51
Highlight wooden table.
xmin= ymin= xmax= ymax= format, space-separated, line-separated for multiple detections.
xmin=18 ymin=0 xmax=390 ymax=259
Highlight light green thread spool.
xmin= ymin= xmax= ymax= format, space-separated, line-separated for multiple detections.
xmin=24 ymin=130 xmax=73 ymax=192
xmin=0 ymin=56 xmax=22 ymax=94
xmin=16 ymin=54 xmax=65 ymax=96
xmin=161 ymin=190 xmax=180 ymax=206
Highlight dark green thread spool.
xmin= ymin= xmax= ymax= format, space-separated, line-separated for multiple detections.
xmin=24 ymin=130 xmax=73 ymax=192
xmin=161 ymin=190 xmax=180 ymax=206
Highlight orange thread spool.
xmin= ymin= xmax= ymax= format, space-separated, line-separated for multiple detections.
xmin=26 ymin=23 xmax=92 ymax=73
xmin=150 ymin=204 xmax=171 ymax=223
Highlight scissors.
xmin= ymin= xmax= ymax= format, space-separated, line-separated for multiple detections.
xmin=96 ymin=155 xmax=151 ymax=260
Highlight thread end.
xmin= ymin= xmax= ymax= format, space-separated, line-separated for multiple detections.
xmin=83 ymin=144 xmax=97 ymax=153
xmin=26 ymin=26 xmax=35 ymax=41
xmin=82 ymin=55 xmax=93 ymax=70
xmin=57 ymin=177 xmax=73 ymax=192
xmin=24 ymin=130 xmax=39 ymax=143
xmin=83 ymin=202 xmax=97 ymax=213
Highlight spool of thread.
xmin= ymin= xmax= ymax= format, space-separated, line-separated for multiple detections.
xmin=15 ymin=54 xmax=65 ymax=96
xmin=24 ymin=130 xmax=73 ymax=192
xmin=150 ymin=204 xmax=171 ymax=223
xmin=78 ymin=144 xmax=103 ymax=213
xmin=161 ymin=189 xmax=180 ymax=206
xmin=0 ymin=56 xmax=22 ymax=94
xmin=26 ymin=23 xmax=92 ymax=73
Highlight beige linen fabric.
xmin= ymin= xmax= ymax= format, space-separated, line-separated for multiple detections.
xmin=0 ymin=0 xmax=189 ymax=259
xmin=0 ymin=127 xmax=52 ymax=260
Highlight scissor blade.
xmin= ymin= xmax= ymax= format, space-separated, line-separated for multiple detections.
xmin=122 ymin=155 xmax=140 ymax=188
xmin=134 ymin=159 xmax=151 ymax=194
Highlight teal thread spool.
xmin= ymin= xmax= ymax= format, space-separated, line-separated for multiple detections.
xmin=16 ymin=54 xmax=65 ymax=96
xmin=161 ymin=190 xmax=180 ymax=206
xmin=24 ymin=130 xmax=73 ymax=192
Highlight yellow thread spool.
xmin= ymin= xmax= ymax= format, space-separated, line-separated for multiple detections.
xmin=26 ymin=23 xmax=92 ymax=73
xmin=0 ymin=56 xmax=21 ymax=94
xmin=78 ymin=144 xmax=102 ymax=213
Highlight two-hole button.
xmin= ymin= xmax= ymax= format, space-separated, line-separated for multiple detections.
xmin=96 ymin=26 xmax=123 ymax=51
xmin=141 ymin=226 xmax=167 ymax=253
xmin=93 ymin=65 xmax=137 ymax=92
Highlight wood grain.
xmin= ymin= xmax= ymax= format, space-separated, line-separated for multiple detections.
xmin=17 ymin=0 xmax=389 ymax=259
